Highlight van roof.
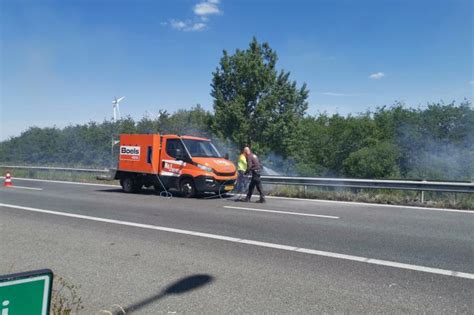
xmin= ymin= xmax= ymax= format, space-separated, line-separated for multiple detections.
xmin=164 ymin=134 xmax=210 ymax=141
xmin=119 ymin=134 xmax=210 ymax=141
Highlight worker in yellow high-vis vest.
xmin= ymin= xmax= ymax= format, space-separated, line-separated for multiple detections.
xmin=235 ymin=148 xmax=248 ymax=195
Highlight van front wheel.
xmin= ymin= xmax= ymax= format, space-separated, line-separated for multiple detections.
xmin=180 ymin=178 xmax=196 ymax=198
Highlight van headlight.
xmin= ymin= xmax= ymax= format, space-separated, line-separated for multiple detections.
xmin=197 ymin=164 xmax=213 ymax=173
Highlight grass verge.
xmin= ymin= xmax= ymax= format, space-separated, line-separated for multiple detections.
xmin=267 ymin=184 xmax=474 ymax=210
xmin=51 ymin=276 xmax=84 ymax=314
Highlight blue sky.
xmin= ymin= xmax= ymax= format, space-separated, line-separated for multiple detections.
xmin=1 ymin=0 xmax=473 ymax=140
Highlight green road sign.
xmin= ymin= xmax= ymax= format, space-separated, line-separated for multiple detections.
xmin=0 ymin=269 xmax=53 ymax=315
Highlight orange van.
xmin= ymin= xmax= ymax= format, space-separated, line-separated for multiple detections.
xmin=114 ymin=134 xmax=237 ymax=197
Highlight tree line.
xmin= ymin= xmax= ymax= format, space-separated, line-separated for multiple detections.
xmin=1 ymin=38 xmax=472 ymax=181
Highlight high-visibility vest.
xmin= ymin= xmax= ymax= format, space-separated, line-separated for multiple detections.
xmin=237 ymin=154 xmax=247 ymax=172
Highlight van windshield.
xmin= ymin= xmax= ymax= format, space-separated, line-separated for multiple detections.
xmin=182 ymin=139 xmax=221 ymax=158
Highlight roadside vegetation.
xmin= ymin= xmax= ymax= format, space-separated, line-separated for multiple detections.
xmin=1 ymin=38 xmax=472 ymax=208
xmin=268 ymin=185 xmax=473 ymax=210
xmin=51 ymin=275 xmax=84 ymax=315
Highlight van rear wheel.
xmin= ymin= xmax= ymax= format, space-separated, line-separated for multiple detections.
xmin=180 ymin=178 xmax=196 ymax=198
xmin=121 ymin=177 xmax=140 ymax=193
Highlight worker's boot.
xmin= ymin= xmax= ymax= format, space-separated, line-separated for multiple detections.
xmin=256 ymin=198 xmax=266 ymax=203
xmin=242 ymin=197 xmax=251 ymax=202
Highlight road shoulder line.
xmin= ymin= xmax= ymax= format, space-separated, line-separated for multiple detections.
xmin=1 ymin=202 xmax=472 ymax=280
xmin=265 ymin=196 xmax=473 ymax=213
xmin=223 ymin=205 xmax=339 ymax=219
xmin=3 ymin=186 xmax=43 ymax=191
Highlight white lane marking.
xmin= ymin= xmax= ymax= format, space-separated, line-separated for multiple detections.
xmin=0 ymin=177 xmax=119 ymax=188
xmin=224 ymin=205 xmax=339 ymax=219
xmin=2 ymin=177 xmax=472 ymax=214
xmin=4 ymin=186 xmax=43 ymax=191
xmin=1 ymin=202 xmax=473 ymax=280
xmin=266 ymin=196 xmax=474 ymax=214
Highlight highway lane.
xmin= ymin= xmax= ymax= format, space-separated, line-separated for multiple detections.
xmin=1 ymin=178 xmax=473 ymax=273
xmin=1 ymin=178 xmax=473 ymax=313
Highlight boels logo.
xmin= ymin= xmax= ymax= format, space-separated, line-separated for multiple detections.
xmin=120 ymin=146 xmax=140 ymax=161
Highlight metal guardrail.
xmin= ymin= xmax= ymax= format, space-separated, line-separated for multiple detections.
xmin=0 ymin=165 xmax=109 ymax=173
xmin=260 ymin=176 xmax=474 ymax=193
xmin=1 ymin=165 xmax=473 ymax=193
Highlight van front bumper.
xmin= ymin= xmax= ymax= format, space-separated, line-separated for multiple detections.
xmin=195 ymin=176 xmax=236 ymax=193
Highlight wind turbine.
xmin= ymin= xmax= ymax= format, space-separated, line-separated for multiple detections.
xmin=112 ymin=96 xmax=125 ymax=121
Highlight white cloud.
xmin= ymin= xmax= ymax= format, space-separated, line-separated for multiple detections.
xmin=189 ymin=22 xmax=206 ymax=31
xmin=170 ymin=20 xmax=187 ymax=30
xmin=469 ymin=80 xmax=474 ymax=86
xmin=369 ymin=72 xmax=385 ymax=80
xmin=169 ymin=19 xmax=206 ymax=32
xmin=194 ymin=2 xmax=220 ymax=16
xmin=323 ymin=92 xmax=346 ymax=96
xmin=164 ymin=1 xmax=221 ymax=32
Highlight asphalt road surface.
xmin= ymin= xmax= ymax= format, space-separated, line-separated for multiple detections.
xmin=1 ymin=178 xmax=473 ymax=313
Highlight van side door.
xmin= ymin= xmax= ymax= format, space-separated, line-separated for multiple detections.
xmin=160 ymin=138 xmax=187 ymax=187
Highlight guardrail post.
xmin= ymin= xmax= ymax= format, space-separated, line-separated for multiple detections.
xmin=420 ymin=179 xmax=426 ymax=203
xmin=304 ymin=185 xmax=307 ymax=196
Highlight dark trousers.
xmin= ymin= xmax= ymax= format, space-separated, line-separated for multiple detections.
xmin=246 ymin=172 xmax=265 ymax=200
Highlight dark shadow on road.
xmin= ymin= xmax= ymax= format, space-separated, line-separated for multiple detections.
xmin=113 ymin=274 xmax=214 ymax=314
xmin=96 ymin=188 xmax=160 ymax=195
xmin=96 ymin=188 xmax=235 ymax=200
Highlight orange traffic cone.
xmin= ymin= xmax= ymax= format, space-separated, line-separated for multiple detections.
xmin=4 ymin=172 xmax=13 ymax=187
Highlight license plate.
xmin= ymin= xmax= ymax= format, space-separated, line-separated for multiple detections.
xmin=224 ymin=185 xmax=234 ymax=191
